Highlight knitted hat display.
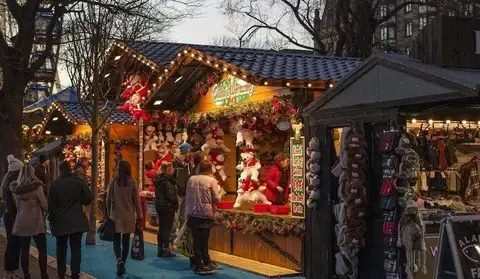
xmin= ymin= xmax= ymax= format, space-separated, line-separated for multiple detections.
xmin=345 ymin=132 xmax=366 ymax=149
xmin=397 ymin=199 xmax=427 ymax=279
xmin=347 ymin=204 xmax=366 ymax=220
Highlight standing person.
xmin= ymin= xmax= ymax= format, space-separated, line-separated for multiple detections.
xmin=170 ymin=142 xmax=193 ymax=245
xmin=74 ymin=157 xmax=89 ymax=182
xmin=106 ymin=161 xmax=142 ymax=277
xmin=34 ymin=155 xmax=50 ymax=198
xmin=264 ymin=153 xmax=290 ymax=205
xmin=154 ymin=163 xmax=178 ymax=257
xmin=10 ymin=165 xmax=49 ymax=279
xmin=1 ymin=155 xmax=23 ymax=279
xmin=48 ymin=161 xmax=93 ymax=279
xmin=185 ymin=161 xmax=221 ymax=275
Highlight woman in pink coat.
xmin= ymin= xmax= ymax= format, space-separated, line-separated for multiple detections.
xmin=10 ymin=165 xmax=49 ymax=279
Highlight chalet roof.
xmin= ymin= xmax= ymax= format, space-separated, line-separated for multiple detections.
xmin=60 ymin=102 xmax=133 ymax=124
xmin=24 ymin=87 xmax=78 ymax=113
xmin=125 ymin=41 xmax=361 ymax=82
xmin=303 ymin=52 xmax=480 ymax=116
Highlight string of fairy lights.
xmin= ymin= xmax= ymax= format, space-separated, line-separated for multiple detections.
xmin=109 ymin=41 xmax=336 ymax=109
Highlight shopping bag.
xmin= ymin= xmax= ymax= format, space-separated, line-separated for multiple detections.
xmin=98 ymin=218 xmax=115 ymax=242
xmin=177 ymin=226 xmax=194 ymax=258
xmin=131 ymin=228 xmax=145 ymax=261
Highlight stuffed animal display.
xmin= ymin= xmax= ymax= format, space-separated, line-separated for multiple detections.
xmin=211 ymin=152 xmax=227 ymax=181
xmin=237 ymin=149 xmax=261 ymax=183
xmin=144 ymin=125 xmax=158 ymax=151
xmin=117 ymin=74 xmax=151 ymax=121
xmin=233 ymin=179 xmax=271 ymax=208
xmin=306 ymin=137 xmax=321 ymax=208
xmin=332 ymin=127 xmax=368 ymax=279
xmin=236 ymin=117 xmax=256 ymax=148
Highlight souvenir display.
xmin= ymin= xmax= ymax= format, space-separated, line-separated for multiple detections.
xmin=306 ymin=137 xmax=321 ymax=209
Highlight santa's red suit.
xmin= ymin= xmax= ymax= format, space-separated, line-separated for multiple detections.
xmin=242 ymin=157 xmax=260 ymax=168
xmin=154 ymin=152 xmax=174 ymax=170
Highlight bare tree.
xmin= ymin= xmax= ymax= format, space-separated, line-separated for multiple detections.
xmin=0 ymin=0 xmax=202 ymax=177
xmin=219 ymin=0 xmax=477 ymax=57
xmin=62 ymin=0 xmax=202 ymax=245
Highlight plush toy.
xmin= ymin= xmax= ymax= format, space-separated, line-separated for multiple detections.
xmin=144 ymin=125 xmax=158 ymax=151
xmin=229 ymin=118 xmax=239 ymax=136
xmin=233 ymin=180 xmax=252 ymax=208
xmin=210 ymin=152 xmax=227 ymax=181
xmin=156 ymin=122 xmax=165 ymax=143
xmin=190 ymin=128 xmax=203 ymax=150
xmin=164 ymin=122 xmax=175 ymax=143
xmin=121 ymin=74 xmax=149 ymax=100
xmin=250 ymin=185 xmax=271 ymax=205
xmin=236 ymin=149 xmax=261 ymax=182
xmin=154 ymin=143 xmax=173 ymax=170
xmin=211 ymin=122 xmax=231 ymax=153
xmin=201 ymin=137 xmax=218 ymax=154
xmin=306 ymin=137 xmax=321 ymax=157
xmin=258 ymin=113 xmax=276 ymax=134
xmin=307 ymin=188 xmax=321 ymax=209
xmin=236 ymin=117 xmax=256 ymax=148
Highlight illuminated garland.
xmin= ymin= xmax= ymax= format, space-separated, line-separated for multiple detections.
xmin=184 ymin=71 xmax=221 ymax=111
xmin=214 ymin=210 xmax=305 ymax=239
xmin=188 ymin=95 xmax=303 ymax=123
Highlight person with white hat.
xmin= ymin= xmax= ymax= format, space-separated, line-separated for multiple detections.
xmin=1 ymin=155 xmax=24 ymax=279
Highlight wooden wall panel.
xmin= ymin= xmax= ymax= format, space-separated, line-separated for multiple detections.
xmin=108 ymin=124 xmax=139 ymax=183
xmin=72 ymin=124 xmax=91 ymax=135
xmin=209 ymin=225 xmax=232 ymax=254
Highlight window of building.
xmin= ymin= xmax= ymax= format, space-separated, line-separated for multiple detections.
xmin=405 ymin=3 xmax=412 ymax=13
xmin=420 ymin=17 xmax=427 ymax=29
xmin=465 ymin=4 xmax=474 ymax=16
xmin=448 ymin=11 xmax=456 ymax=17
xmin=381 ymin=27 xmax=388 ymax=41
xmin=388 ymin=27 xmax=396 ymax=40
xmin=406 ymin=47 xmax=412 ymax=55
xmin=380 ymin=5 xmax=387 ymax=17
xmin=406 ymin=21 xmax=413 ymax=37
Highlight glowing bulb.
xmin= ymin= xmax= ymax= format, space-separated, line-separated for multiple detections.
xmin=411 ymin=119 xmax=417 ymax=123
xmin=446 ymin=120 xmax=451 ymax=124
xmin=214 ymin=64 xmax=219 ymax=68
xmin=307 ymin=83 xmax=312 ymax=88
xmin=264 ymin=81 xmax=269 ymax=86
xmin=329 ymin=83 xmax=334 ymax=88
xmin=286 ymin=82 xmax=291 ymax=86
xmin=223 ymin=67 xmax=228 ymax=72
xmin=428 ymin=119 xmax=433 ymax=125
xmin=462 ymin=120 xmax=467 ymax=125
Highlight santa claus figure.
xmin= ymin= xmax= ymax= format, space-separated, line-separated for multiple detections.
xmin=264 ymin=152 xmax=290 ymax=205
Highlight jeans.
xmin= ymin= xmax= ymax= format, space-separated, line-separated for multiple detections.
xmin=4 ymin=212 xmax=20 ymax=272
xmin=113 ymin=233 xmax=130 ymax=262
xmin=171 ymin=196 xmax=186 ymax=242
xmin=19 ymin=233 xmax=47 ymax=276
xmin=56 ymin=232 xmax=83 ymax=279
xmin=187 ymin=217 xmax=213 ymax=269
xmin=156 ymin=205 xmax=176 ymax=252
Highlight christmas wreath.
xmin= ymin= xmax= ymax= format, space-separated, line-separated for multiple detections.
xmin=214 ymin=210 xmax=305 ymax=239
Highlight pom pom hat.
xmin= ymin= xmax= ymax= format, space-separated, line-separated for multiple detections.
xmin=7 ymin=155 xmax=24 ymax=172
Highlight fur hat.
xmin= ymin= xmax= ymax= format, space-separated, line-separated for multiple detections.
xmin=345 ymin=181 xmax=366 ymax=198
xmin=347 ymin=204 xmax=366 ymax=220
xmin=7 ymin=155 xmax=24 ymax=172
xmin=347 ymin=148 xmax=367 ymax=164
xmin=346 ymin=132 xmax=366 ymax=149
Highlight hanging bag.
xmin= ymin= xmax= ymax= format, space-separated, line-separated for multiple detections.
xmin=131 ymin=223 xmax=145 ymax=261
xmin=98 ymin=180 xmax=116 ymax=242
xmin=379 ymin=131 xmax=398 ymax=154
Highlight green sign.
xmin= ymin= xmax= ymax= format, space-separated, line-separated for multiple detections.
xmin=290 ymin=136 xmax=305 ymax=217
xmin=212 ymin=75 xmax=255 ymax=107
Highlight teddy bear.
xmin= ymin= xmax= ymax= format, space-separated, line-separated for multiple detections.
xmin=210 ymin=152 xmax=227 ymax=181
xmin=156 ymin=122 xmax=165 ymax=143
xmin=250 ymin=184 xmax=272 ymax=205
xmin=236 ymin=149 xmax=261 ymax=183
xmin=154 ymin=143 xmax=173 ymax=170
xmin=307 ymin=187 xmax=321 ymax=209
xmin=236 ymin=117 xmax=256 ymax=148
xmin=210 ymin=122 xmax=231 ymax=153
xmin=144 ymin=125 xmax=158 ymax=151
xmin=201 ymin=137 xmax=218 ymax=154
xmin=164 ymin=122 xmax=175 ymax=143
xmin=233 ymin=180 xmax=252 ymax=208
xmin=258 ymin=113 xmax=277 ymax=134
xmin=229 ymin=118 xmax=239 ymax=136
xmin=306 ymin=137 xmax=321 ymax=157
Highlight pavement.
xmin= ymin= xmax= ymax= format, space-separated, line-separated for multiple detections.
xmin=1 ymin=225 xmax=304 ymax=279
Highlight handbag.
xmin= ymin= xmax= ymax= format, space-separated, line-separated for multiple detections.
xmin=380 ymin=196 xmax=397 ymax=211
xmin=131 ymin=226 xmax=145 ymax=261
xmin=381 ymin=179 xmax=395 ymax=196
xmin=379 ymin=131 xmax=398 ymax=154
xmin=99 ymin=181 xmax=116 ymax=242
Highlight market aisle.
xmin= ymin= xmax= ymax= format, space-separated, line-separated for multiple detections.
xmin=39 ymin=230 xmax=303 ymax=279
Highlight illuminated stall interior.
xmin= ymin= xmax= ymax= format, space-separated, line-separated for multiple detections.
xmin=107 ymin=40 xmax=360 ymax=275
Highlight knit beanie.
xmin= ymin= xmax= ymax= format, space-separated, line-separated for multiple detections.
xmin=7 ymin=155 xmax=24 ymax=172
xmin=179 ymin=142 xmax=193 ymax=154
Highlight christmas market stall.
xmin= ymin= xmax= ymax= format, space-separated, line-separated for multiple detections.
xmin=108 ymin=40 xmax=361 ymax=275
xmin=301 ymin=17 xmax=480 ymax=279
xmin=23 ymin=87 xmax=138 ymax=219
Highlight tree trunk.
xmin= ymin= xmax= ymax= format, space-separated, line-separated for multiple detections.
xmin=0 ymin=76 xmax=27 ymax=178
xmin=86 ymin=129 xmax=99 ymax=245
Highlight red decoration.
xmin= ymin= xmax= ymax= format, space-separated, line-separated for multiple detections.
xmin=117 ymin=73 xmax=151 ymax=121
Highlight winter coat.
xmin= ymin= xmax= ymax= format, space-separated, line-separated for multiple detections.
xmin=48 ymin=174 xmax=94 ymax=236
xmin=264 ymin=164 xmax=290 ymax=204
xmin=10 ymin=181 xmax=47 ymax=237
xmin=173 ymin=158 xmax=192 ymax=197
xmin=185 ymin=175 xmax=221 ymax=220
xmin=154 ymin=173 xmax=179 ymax=210
xmin=1 ymin=171 xmax=19 ymax=218
xmin=106 ymin=178 xmax=142 ymax=234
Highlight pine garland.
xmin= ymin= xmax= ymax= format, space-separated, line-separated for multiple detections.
xmin=214 ymin=210 xmax=305 ymax=239
xmin=111 ymin=139 xmax=139 ymax=172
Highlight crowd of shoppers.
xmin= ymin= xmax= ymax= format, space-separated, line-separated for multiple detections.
xmin=1 ymin=155 xmax=92 ymax=279
xmin=1 ymin=144 xmax=226 ymax=278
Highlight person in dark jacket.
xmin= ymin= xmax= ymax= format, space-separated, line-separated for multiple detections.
xmin=48 ymin=161 xmax=93 ymax=279
xmin=154 ymin=162 xmax=179 ymax=257
xmin=171 ymin=142 xmax=194 ymax=245
xmin=1 ymin=155 xmax=23 ymax=278
xmin=34 ymin=155 xmax=50 ymax=198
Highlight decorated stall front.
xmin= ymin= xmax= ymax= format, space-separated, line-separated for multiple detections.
xmin=302 ymin=35 xmax=480 ymax=279
xmin=23 ymin=88 xmax=138 ymax=219
xmin=108 ymin=40 xmax=360 ymax=275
